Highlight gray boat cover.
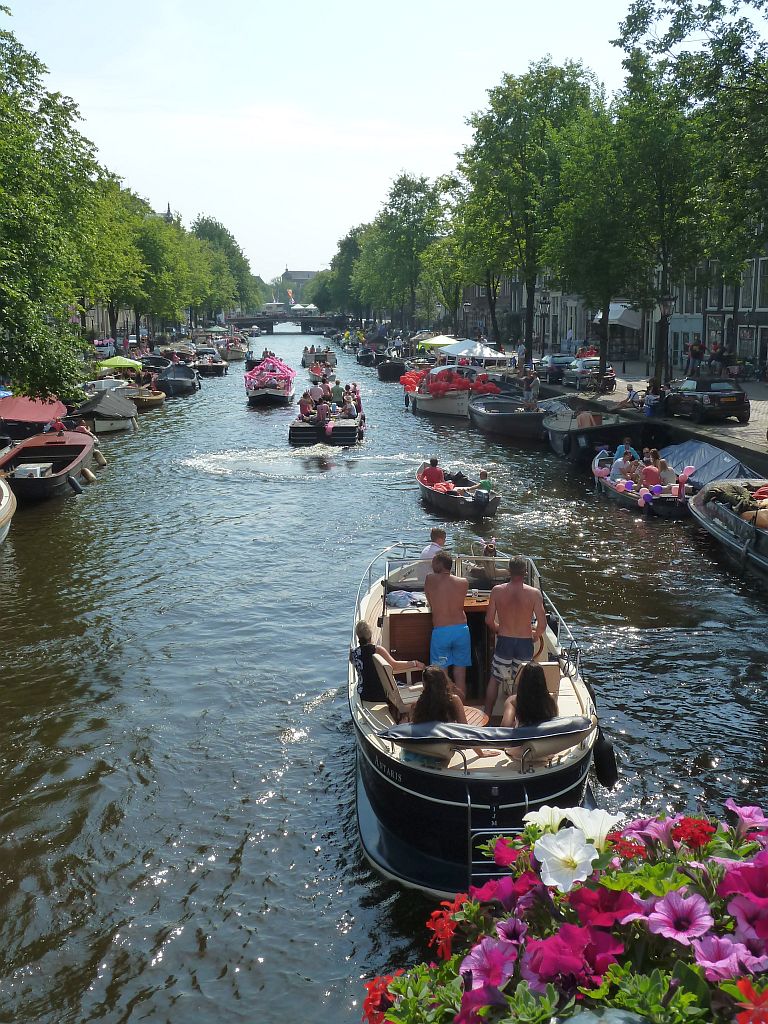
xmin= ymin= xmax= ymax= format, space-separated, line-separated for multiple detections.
xmin=380 ymin=715 xmax=592 ymax=748
xmin=659 ymin=440 xmax=756 ymax=487
xmin=76 ymin=391 xmax=137 ymax=420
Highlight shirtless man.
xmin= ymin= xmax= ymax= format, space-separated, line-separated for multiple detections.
xmin=424 ymin=549 xmax=470 ymax=699
xmin=483 ymin=555 xmax=546 ymax=717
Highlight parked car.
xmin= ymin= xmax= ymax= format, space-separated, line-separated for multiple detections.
xmin=540 ymin=353 xmax=577 ymax=384
xmin=562 ymin=357 xmax=614 ymax=389
xmin=663 ymin=377 xmax=750 ymax=424
xmin=93 ymin=339 xmax=116 ymax=358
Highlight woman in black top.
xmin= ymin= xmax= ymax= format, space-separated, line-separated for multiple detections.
xmin=350 ymin=621 xmax=424 ymax=703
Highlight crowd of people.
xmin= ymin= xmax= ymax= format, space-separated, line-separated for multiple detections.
xmin=351 ymin=541 xmax=558 ymax=751
xmin=297 ymin=378 xmax=363 ymax=425
xmin=608 ymin=436 xmax=679 ymax=489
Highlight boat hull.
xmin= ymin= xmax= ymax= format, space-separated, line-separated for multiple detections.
xmin=355 ymin=722 xmax=591 ymax=897
xmin=689 ymin=480 xmax=768 ymax=577
xmin=128 ymin=391 xmax=165 ymax=412
xmin=0 ymin=480 xmax=16 ymax=543
xmin=378 ymin=360 xmax=407 ymax=382
xmin=83 ymin=417 xmax=134 ymax=434
xmin=468 ymin=398 xmax=546 ymax=439
xmin=0 ymin=433 xmax=96 ymax=501
xmin=596 ymin=477 xmax=689 ymax=518
xmin=545 ymin=417 xmax=638 ymax=466
xmin=410 ymin=390 xmax=470 ymax=418
xmin=195 ymin=362 xmax=228 ymax=377
xmin=288 ymin=417 xmax=363 ymax=446
xmin=247 ymin=387 xmax=295 ymax=405
xmin=416 ymin=476 xmax=500 ymax=518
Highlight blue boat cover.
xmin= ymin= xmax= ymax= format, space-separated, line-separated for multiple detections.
xmin=659 ymin=440 xmax=756 ymax=488
xmin=381 ymin=715 xmax=592 ymax=748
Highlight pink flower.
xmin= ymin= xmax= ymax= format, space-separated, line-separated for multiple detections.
xmin=568 ymin=885 xmax=641 ymax=929
xmin=493 ymin=836 xmax=522 ymax=867
xmin=728 ymin=895 xmax=768 ymax=952
xmin=718 ymin=850 xmax=768 ymax=909
xmin=496 ymin=916 xmax=527 ymax=945
xmin=693 ymin=934 xmax=768 ymax=982
xmin=622 ymin=814 xmax=683 ymax=850
xmin=460 ymin=936 xmax=518 ymax=990
xmin=647 ymin=890 xmax=714 ymax=945
xmin=725 ymin=798 xmax=768 ymax=839
xmin=454 ymin=985 xmax=507 ymax=1024
xmin=470 ymin=871 xmax=541 ymax=912
xmin=521 ymin=923 xmax=623 ymax=995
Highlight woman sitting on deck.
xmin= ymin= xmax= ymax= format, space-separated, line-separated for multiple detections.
xmin=411 ymin=666 xmax=467 ymax=725
xmin=500 ymin=662 xmax=558 ymax=729
xmin=351 ymin=621 xmax=424 ymax=703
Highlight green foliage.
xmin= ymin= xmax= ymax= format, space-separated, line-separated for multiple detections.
xmin=386 ymin=961 xmax=463 ymax=1023
xmin=503 ymin=981 xmax=572 ymax=1023
xmin=302 ymin=269 xmax=336 ymax=312
xmin=581 ymin=963 xmax=710 ymax=1024
xmin=0 ymin=14 xmax=99 ymax=396
xmin=192 ymin=216 xmax=262 ymax=312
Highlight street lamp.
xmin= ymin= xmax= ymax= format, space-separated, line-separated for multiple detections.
xmin=462 ymin=301 xmax=472 ymax=339
xmin=538 ymin=294 xmax=551 ymax=356
xmin=435 ymin=302 xmax=443 ymax=330
xmin=660 ymin=294 xmax=676 ymax=383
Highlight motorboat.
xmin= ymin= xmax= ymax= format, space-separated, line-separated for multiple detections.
xmin=377 ymin=355 xmax=408 ymax=382
xmin=288 ymin=413 xmax=364 ymax=446
xmin=0 ymin=478 xmax=17 ymax=544
xmin=0 ymin=395 xmax=69 ymax=440
xmin=415 ymin=462 xmax=501 ymax=519
xmin=307 ymin=365 xmax=336 ymax=384
xmin=301 ymin=348 xmax=337 ymax=369
xmin=689 ymin=478 xmax=768 ymax=578
xmin=350 ymin=543 xmax=602 ymax=898
xmin=156 ymin=363 xmax=201 ymax=396
xmin=193 ymin=346 xmax=228 ymax=377
xmin=74 ymin=390 xmax=137 ymax=433
xmin=591 ymin=452 xmax=691 ymax=518
xmin=83 ymin=377 xmax=132 ymax=395
xmin=245 ymin=356 xmax=296 ymax=405
xmin=223 ymin=340 xmax=247 ymax=361
xmin=124 ymin=387 xmax=166 ymax=412
xmin=0 ymin=431 xmax=97 ymax=500
xmin=141 ymin=354 xmax=172 ymax=372
xmin=542 ymin=408 xmax=642 ymax=466
xmin=468 ymin=395 xmax=571 ymax=440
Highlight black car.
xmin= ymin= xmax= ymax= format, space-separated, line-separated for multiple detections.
xmin=539 ymin=353 xmax=576 ymax=384
xmin=663 ymin=377 xmax=750 ymax=424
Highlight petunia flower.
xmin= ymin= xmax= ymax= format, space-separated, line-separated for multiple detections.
xmin=460 ymin=936 xmax=519 ymax=990
xmin=534 ymin=827 xmax=598 ymax=893
xmin=454 ymin=984 xmax=507 ymax=1024
xmin=521 ymin=923 xmax=622 ymax=995
xmin=523 ymin=805 xmax=568 ymax=832
xmin=725 ymin=798 xmax=768 ymax=840
xmin=568 ymin=884 xmax=642 ymax=928
xmin=565 ymin=808 xmax=623 ymax=851
xmin=647 ymin=890 xmax=714 ymax=945
xmin=496 ymin=915 xmax=527 ymax=945
xmin=693 ymin=934 xmax=768 ymax=982
xmin=718 ymin=850 xmax=768 ymax=909
xmin=624 ymin=814 xmax=684 ymax=850
xmin=493 ymin=836 xmax=523 ymax=867
xmin=729 ymin=895 xmax=768 ymax=952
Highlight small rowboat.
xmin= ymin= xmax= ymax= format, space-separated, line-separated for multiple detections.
xmin=0 ymin=432 xmax=97 ymax=500
xmin=415 ymin=462 xmax=501 ymax=518
xmin=468 ymin=395 xmax=569 ymax=440
xmin=591 ymin=452 xmax=690 ymax=518
xmin=308 ymin=366 xmax=336 ymax=384
xmin=125 ymin=387 xmax=166 ymax=411
xmin=543 ymin=409 xmax=640 ymax=466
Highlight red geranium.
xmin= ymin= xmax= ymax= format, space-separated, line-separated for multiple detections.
xmin=607 ymin=831 xmax=647 ymax=860
xmin=671 ymin=817 xmax=717 ymax=849
xmin=735 ymin=977 xmax=768 ymax=1023
xmin=362 ymin=970 xmax=404 ymax=1024
xmin=426 ymin=893 xmax=468 ymax=960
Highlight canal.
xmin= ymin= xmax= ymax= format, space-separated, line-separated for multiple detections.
xmin=1 ymin=325 xmax=766 ymax=1022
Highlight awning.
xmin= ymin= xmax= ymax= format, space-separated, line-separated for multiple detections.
xmin=0 ymin=395 xmax=67 ymax=423
xmin=438 ymin=340 xmax=505 ymax=359
xmin=593 ymin=304 xmax=642 ymax=330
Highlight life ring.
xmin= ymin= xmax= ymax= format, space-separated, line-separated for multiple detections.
xmin=533 ymin=635 xmax=545 ymax=660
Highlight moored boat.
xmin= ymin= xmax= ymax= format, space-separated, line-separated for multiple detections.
xmin=377 ymin=358 xmax=408 ymax=382
xmin=0 ymin=395 xmax=69 ymax=440
xmin=223 ymin=341 xmax=247 ymax=361
xmin=245 ymin=356 xmax=296 ymax=405
xmin=350 ymin=543 xmax=602 ymax=897
xmin=0 ymin=478 xmax=17 ymax=543
xmin=156 ymin=363 xmax=200 ymax=396
xmin=125 ymin=387 xmax=166 ymax=412
xmin=468 ymin=395 xmax=570 ymax=440
xmin=0 ymin=431 xmax=97 ymax=500
xmin=193 ymin=346 xmax=228 ymax=377
xmin=74 ymin=390 xmax=138 ymax=433
xmin=689 ymin=478 xmax=768 ymax=578
xmin=416 ymin=462 xmax=501 ymax=518
xmin=591 ymin=451 xmax=691 ymax=518
xmin=543 ymin=408 xmax=640 ymax=466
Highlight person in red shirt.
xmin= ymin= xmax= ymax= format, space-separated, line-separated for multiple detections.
xmin=641 ymin=462 xmax=661 ymax=488
xmin=422 ymin=457 xmax=445 ymax=486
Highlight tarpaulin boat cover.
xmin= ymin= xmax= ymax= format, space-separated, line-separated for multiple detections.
xmin=76 ymin=391 xmax=136 ymax=419
xmin=0 ymin=395 xmax=67 ymax=422
xmin=660 ymin=440 xmax=757 ymax=488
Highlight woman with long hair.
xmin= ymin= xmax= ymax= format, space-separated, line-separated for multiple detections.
xmin=412 ymin=666 xmax=467 ymax=725
xmin=501 ymin=662 xmax=557 ymax=728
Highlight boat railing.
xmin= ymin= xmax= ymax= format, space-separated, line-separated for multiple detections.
xmin=352 ymin=541 xmax=422 ymax=633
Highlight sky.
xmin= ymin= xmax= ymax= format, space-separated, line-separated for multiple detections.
xmin=9 ymin=0 xmax=631 ymax=282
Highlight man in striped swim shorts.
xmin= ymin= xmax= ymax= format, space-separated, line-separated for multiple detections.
xmin=483 ymin=555 xmax=547 ymax=718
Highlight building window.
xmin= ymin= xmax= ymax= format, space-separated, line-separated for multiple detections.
xmin=758 ymin=258 xmax=768 ymax=308
xmin=707 ymin=262 xmax=721 ymax=309
xmin=741 ymin=260 xmax=755 ymax=309
xmin=723 ymin=280 xmax=735 ymax=308
xmin=476 ymin=285 xmax=486 ymax=298
xmin=683 ymin=277 xmax=695 ymax=314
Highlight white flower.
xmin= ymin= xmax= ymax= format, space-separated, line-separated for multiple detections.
xmin=534 ymin=826 xmax=599 ymax=892
xmin=564 ymin=808 xmax=623 ymax=851
xmin=522 ymin=805 xmax=568 ymax=833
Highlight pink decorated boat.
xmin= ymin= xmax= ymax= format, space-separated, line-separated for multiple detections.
xmin=244 ymin=356 xmax=296 ymax=405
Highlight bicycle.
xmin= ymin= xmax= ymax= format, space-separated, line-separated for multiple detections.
xmin=579 ymin=372 xmax=618 ymax=398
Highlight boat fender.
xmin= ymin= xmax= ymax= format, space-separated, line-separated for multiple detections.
xmin=131 ymin=417 xmax=139 ymax=431
xmin=81 ymin=467 xmax=97 ymax=484
xmin=67 ymin=475 xmax=84 ymax=495
xmin=562 ymin=433 xmax=572 ymax=456
xmin=404 ymin=391 xmax=409 ymax=407
xmin=592 ymin=725 xmax=619 ymax=789
xmin=94 ymin=450 xmax=107 ymax=467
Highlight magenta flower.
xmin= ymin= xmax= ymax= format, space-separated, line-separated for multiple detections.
xmin=493 ymin=836 xmax=522 ymax=867
xmin=693 ymin=933 xmax=768 ymax=982
xmin=460 ymin=936 xmax=519 ymax=990
xmin=647 ymin=890 xmax=714 ymax=945
xmin=471 ymin=871 xmax=542 ymax=912
xmin=454 ymin=984 xmax=507 ymax=1024
xmin=568 ymin=885 xmax=641 ymax=928
xmin=728 ymin=895 xmax=768 ymax=951
xmin=521 ymin=923 xmax=622 ymax=995
xmin=624 ymin=814 xmax=684 ymax=850
xmin=725 ymin=798 xmax=768 ymax=839
xmin=718 ymin=849 xmax=768 ymax=909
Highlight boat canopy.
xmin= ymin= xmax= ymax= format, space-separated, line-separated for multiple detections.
xmin=76 ymin=391 xmax=137 ymax=419
xmin=659 ymin=439 xmax=757 ymax=487
xmin=438 ymin=340 xmax=506 ymax=359
xmin=0 ymin=395 xmax=67 ymax=422
xmin=592 ymin=304 xmax=642 ymax=330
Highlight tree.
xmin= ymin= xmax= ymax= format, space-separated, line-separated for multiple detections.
xmin=613 ymin=52 xmax=704 ymax=383
xmin=192 ymin=216 xmax=261 ymax=312
xmin=302 ymin=270 xmax=336 ymax=313
xmin=459 ymin=59 xmax=596 ymax=357
xmin=0 ymin=12 xmax=100 ymax=397
xmin=547 ymin=103 xmax=646 ymax=374
xmin=352 ymin=219 xmax=406 ymax=322
xmin=420 ymin=235 xmax=464 ymax=335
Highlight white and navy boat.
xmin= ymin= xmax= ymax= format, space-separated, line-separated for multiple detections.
xmin=0 ymin=478 xmax=17 ymax=544
xmin=350 ymin=543 xmax=607 ymax=898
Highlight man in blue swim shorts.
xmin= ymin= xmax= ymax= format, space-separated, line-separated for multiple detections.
xmin=424 ymin=549 xmax=471 ymax=699
xmin=483 ymin=555 xmax=547 ymax=717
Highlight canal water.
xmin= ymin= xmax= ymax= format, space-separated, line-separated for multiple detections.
xmin=1 ymin=325 xmax=766 ymax=1023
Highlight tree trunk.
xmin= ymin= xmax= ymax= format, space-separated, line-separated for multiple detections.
xmin=653 ymin=269 xmax=669 ymax=387
xmin=524 ymin=277 xmax=536 ymax=357
xmin=107 ymin=300 xmax=118 ymax=340
xmin=599 ymin=299 xmax=610 ymax=376
xmin=486 ymin=272 xmax=500 ymax=345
